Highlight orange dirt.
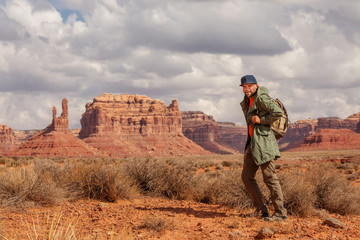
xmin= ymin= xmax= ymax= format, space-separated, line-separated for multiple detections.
xmin=1 ymin=196 xmax=359 ymax=239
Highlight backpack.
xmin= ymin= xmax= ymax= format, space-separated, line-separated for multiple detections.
xmin=271 ymin=98 xmax=289 ymax=140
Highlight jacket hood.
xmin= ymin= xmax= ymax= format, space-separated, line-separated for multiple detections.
xmin=256 ymin=86 xmax=269 ymax=97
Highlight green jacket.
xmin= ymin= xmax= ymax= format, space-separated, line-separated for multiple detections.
xmin=240 ymin=86 xmax=282 ymax=166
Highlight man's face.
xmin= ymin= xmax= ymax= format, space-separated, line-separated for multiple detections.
xmin=242 ymin=83 xmax=258 ymax=97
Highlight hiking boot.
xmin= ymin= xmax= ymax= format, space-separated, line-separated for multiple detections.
xmin=261 ymin=212 xmax=270 ymax=221
xmin=269 ymin=213 xmax=287 ymax=222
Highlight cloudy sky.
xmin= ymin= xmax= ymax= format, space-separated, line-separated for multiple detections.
xmin=0 ymin=0 xmax=359 ymax=130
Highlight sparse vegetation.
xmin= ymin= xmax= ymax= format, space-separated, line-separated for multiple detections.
xmin=140 ymin=214 xmax=175 ymax=234
xmin=308 ymin=164 xmax=360 ymax=215
xmin=22 ymin=211 xmax=78 ymax=240
xmin=0 ymin=160 xmax=64 ymax=207
xmin=278 ymin=170 xmax=316 ymax=216
xmin=60 ymin=159 xmax=137 ymax=202
xmin=0 ymin=151 xmax=360 ymax=218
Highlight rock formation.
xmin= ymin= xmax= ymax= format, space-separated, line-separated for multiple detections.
xmin=79 ymin=94 xmax=210 ymax=157
xmin=217 ymin=122 xmax=247 ymax=153
xmin=278 ymin=119 xmax=318 ymax=150
xmin=290 ymin=129 xmax=360 ymax=151
xmin=317 ymin=113 xmax=360 ymax=131
xmin=0 ymin=125 xmax=17 ymax=155
xmin=280 ymin=113 xmax=360 ymax=151
xmin=8 ymin=98 xmax=101 ymax=157
xmin=182 ymin=111 xmax=240 ymax=154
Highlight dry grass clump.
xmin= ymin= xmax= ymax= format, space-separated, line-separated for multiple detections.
xmin=308 ymin=164 xmax=360 ymax=215
xmin=124 ymin=157 xmax=252 ymax=209
xmin=60 ymin=159 xmax=137 ymax=202
xmin=0 ymin=159 xmax=64 ymax=207
xmin=0 ymin=156 xmax=35 ymax=168
xmin=22 ymin=211 xmax=77 ymax=240
xmin=0 ymin=158 xmax=136 ymax=207
xmin=140 ymin=214 xmax=175 ymax=234
xmin=278 ymin=170 xmax=316 ymax=216
xmin=278 ymin=163 xmax=360 ymax=216
xmin=123 ymin=157 xmax=196 ymax=200
xmin=193 ymin=169 xmax=252 ymax=209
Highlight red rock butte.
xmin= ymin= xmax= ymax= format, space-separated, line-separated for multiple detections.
xmin=79 ymin=93 xmax=210 ymax=157
xmin=7 ymin=98 xmax=101 ymax=157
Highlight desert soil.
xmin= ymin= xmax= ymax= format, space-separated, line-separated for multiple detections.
xmin=1 ymin=196 xmax=359 ymax=240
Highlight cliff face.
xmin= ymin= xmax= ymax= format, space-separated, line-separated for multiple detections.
xmin=0 ymin=125 xmax=17 ymax=155
xmin=290 ymin=129 xmax=360 ymax=151
xmin=317 ymin=113 xmax=359 ymax=131
xmin=182 ymin=111 xmax=240 ymax=154
xmin=280 ymin=113 xmax=360 ymax=151
xmin=80 ymin=94 xmax=182 ymax=138
xmin=279 ymin=119 xmax=318 ymax=150
xmin=8 ymin=98 xmax=101 ymax=157
xmin=79 ymin=94 xmax=209 ymax=157
xmin=217 ymin=122 xmax=247 ymax=153
xmin=182 ymin=111 xmax=220 ymax=142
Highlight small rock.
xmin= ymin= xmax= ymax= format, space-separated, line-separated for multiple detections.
xmin=229 ymin=230 xmax=243 ymax=239
xmin=323 ymin=218 xmax=344 ymax=229
xmin=255 ymin=227 xmax=274 ymax=239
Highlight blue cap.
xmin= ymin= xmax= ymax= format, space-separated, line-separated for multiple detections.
xmin=240 ymin=75 xmax=257 ymax=86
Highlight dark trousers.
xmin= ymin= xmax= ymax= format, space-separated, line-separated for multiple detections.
xmin=241 ymin=147 xmax=287 ymax=216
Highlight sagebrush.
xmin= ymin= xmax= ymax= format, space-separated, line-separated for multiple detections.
xmin=1 ymin=156 xmax=359 ymax=217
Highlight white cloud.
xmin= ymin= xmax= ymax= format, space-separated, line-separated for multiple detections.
xmin=0 ymin=0 xmax=359 ymax=130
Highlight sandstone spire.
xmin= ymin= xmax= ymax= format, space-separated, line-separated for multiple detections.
xmin=0 ymin=125 xmax=17 ymax=155
xmin=7 ymin=98 xmax=101 ymax=157
xmin=51 ymin=98 xmax=69 ymax=132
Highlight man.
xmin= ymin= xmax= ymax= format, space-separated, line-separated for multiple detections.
xmin=239 ymin=74 xmax=287 ymax=221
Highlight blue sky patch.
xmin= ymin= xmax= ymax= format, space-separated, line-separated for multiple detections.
xmin=59 ymin=8 xmax=84 ymax=23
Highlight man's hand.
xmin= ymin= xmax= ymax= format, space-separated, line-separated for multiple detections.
xmin=252 ymin=115 xmax=261 ymax=124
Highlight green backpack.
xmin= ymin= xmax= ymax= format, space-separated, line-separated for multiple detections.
xmin=271 ymin=98 xmax=289 ymax=140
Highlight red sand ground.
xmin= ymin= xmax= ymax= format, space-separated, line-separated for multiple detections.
xmin=1 ymin=196 xmax=359 ymax=239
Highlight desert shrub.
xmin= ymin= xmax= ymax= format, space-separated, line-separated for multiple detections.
xmin=124 ymin=157 xmax=196 ymax=200
xmin=140 ymin=215 xmax=174 ymax=234
xmin=336 ymin=163 xmax=354 ymax=171
xmin=278 ymin=170 xmax=316 ymax=216
xmin=191 ymin=168 xmax=252 ymax=209
xmin=307 ymin=164 xmax=360 ymax=215
xmin=3 ymin=156 xmax=33 ymax=167
xmin=60 ymin=159 xmax=136 ymax=202
xmin=190 ymin=171 xmax=220 ymax=204
xmin=214 ymin=169 xmax=253 ymax=209
xmin=215 ymin=163 xmax=224 ymax=170
xmin=349 ymin=154 xmax=360 ymax=164
xmin=0 ymin=160 xmax=64 ymax=207
xmin=347 ymin=171 xmax=360 ymax=181
xmin=0 ymin=156 xmax=6 ymax=165
xmin=124 ymin=157 xmax=254 ymax=209
xmin=221 ymin=160 xmax=233 ymax=167
xmin=194 ymin=159 xmax=216 ymax=169
xmin=354 ymin=164 xmax=360 ymax=171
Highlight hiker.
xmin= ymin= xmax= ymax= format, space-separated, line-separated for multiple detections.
xmin=239 ymin=75 xmax=287 ymax=221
